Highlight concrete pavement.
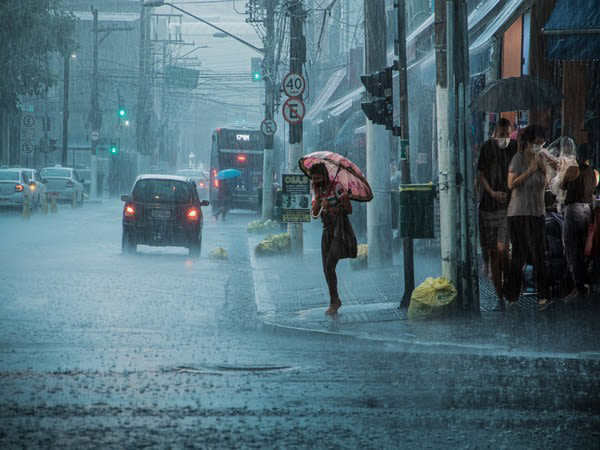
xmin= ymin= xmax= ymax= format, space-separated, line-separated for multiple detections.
xmin=249 ymin=220 xmax=600 ymax=359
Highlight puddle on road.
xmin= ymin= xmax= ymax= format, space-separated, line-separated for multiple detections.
xmin=166 ymin=364 xmax=295 ymax=375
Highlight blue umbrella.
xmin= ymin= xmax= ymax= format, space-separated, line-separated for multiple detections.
xmin=215 ymin=168 xmax=242 ymax=180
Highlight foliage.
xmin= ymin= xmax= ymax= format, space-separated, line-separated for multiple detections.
xmin=254 ymin=233 xmax=291 ymax=257
xmin=247 ymin=219 xmax=281 ymax=234
xmin=0 ymin=0 xmax=78 ymax=108
xmin=209 ymin=247 xmax=229 ymax=260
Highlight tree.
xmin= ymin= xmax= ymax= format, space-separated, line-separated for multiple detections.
xmin=0 ymin=0 xmax=78 ymax=109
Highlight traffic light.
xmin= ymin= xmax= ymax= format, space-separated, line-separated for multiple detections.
xmin=251 ymin=57 xmax=262 ymax=82
xmin=360 ymin=66 xmax=394 ymax=131
xmin=118 ymin=106 xmax=126 ymax=118
xmin=109 ymin=143 xmax=119 ymax=155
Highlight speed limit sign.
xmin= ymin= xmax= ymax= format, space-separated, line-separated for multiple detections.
xmin=283 ymin=72 xmax=306 ymax=97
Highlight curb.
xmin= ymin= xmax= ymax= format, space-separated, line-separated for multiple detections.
xmin=248 ymin=236 xmax=600 ymax=361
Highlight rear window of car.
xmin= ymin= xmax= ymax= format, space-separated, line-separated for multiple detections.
xmin=0 ymin=170 xmax=19 ymax=181
xmin=132 ymin=179 xmax=192 ymax=204
xmin=41 ymin=168 xmax=70 ymax=177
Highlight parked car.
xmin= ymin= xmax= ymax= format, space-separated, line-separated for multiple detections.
xmin=0 ymin=168 xmax=35 ymax=210
xmin=66 ymin=164 xmax=90 ymax=195
xmin=40 ymin=165 xmax=85 ymax=205
xmin=176 ymin=169 xmax=209 ymax=200
xmin=121 ymin=174 xmax=209 ymax=256
xmin=20 ymin=168 xmax=48 ymax=210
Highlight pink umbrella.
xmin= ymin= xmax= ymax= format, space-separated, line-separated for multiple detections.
xmin=298 ymin=151 xmax=373 ymax=202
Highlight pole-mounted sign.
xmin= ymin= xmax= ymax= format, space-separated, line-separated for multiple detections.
xmin=282 ymin=97 xmax=305 ymax=125
xmin=260 ymin=118 xmax=277 ymax=136
xmin=282 ymin=72 xmax=306 ymax=97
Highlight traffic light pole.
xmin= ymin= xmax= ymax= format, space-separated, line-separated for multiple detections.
xmin=364 ymin=0 xmax=392 ymax=268
xmin=287 ymin=0 xmax=305 ymax=255
xmin=396 ymin=0 xmax=414 ymax=307
xmin=90 ymin=6 xmax=99 ymax=200
xmin=261 ymin=0 xmax=276 ymax=220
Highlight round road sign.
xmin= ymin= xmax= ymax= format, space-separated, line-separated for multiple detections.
xmin=90 ymin=130 xmax=100 ymax=141
xmin=22 ymin=142 xmax=34 ymax=154
xmin=282 ymin=97 xmax=305 ymax=125
xmin=260 ymin=119 xmax=277 ymax=136
xmin=283 ymin=72 xmax=306 ymax=97
xmin=22 ymin=114 xmax=34 ymax=128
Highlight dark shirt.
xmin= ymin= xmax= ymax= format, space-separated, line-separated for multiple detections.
xmin=477 ymin=139 xmax=517 ymax=212
xmin=565 ymin=163 xmax=596 ymax=205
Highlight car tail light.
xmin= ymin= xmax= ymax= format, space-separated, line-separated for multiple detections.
xmin=237 ymin=154 xmax=247 ymax=162
xmin=214 ymin=179 xmax=219 ymax=188
xmin=15 ymin=184 xmax=24 ymax=192
xmin=66 ymin=180 xmax=74 ymax=187
xmin=187 ymin=208 xmax=199 ymax=220
xmin=199 ymin=181 xmax=205 ymax=188
xmin=124 ymin=204 xmax=135 ymax=217
xmin=29 ymin=182 xmax=36 ymax=191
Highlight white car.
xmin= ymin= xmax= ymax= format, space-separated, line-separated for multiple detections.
xmin=20 ymin=168 xmax=48 ymax=210
xmin=0 ymin=168 xmax=35 ymax=209
xmin=40 ymin=166 xmax=85 ymax=205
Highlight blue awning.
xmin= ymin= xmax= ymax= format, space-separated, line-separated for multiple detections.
xmin=544 ymin=0 xmax=600 ymax=60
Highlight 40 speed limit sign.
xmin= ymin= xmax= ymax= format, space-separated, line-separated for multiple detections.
xmin=282 ymin=72 xmax=306 ymax=97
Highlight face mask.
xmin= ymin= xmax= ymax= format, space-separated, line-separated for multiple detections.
xmin=495 ymin=138 xmax=510 ymax=149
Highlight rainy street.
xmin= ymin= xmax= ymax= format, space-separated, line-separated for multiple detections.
xmin=0 ymin=203 xmax=598 ymax=448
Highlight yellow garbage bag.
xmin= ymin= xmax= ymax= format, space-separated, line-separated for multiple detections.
xmin=407 ymin=277 xmax=457 ymax=320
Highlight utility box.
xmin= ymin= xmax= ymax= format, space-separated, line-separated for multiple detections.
xmin=399 ymin=183 xmax=435 ymax=239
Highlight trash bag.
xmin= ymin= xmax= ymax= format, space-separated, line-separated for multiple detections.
xmin=209 ymin=247 xmax=228 ymax=260
xmin=254 ymin=233 xmax=291 ymax=257
xmin=408 ymin=277 xmax=457 ymax=320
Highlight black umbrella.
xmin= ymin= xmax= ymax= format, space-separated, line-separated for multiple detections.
xmin=470 ymin=75 xmax=563 ymax=112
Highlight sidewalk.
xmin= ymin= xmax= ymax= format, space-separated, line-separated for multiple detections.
xmin=249 ymin=221 xmax=600 ymax=359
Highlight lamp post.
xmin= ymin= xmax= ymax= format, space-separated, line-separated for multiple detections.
xmin=142 ymin=0 xmax=264 ymax=54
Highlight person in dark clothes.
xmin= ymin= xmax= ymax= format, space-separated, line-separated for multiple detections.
xmin=215 ymin=180 xmax=232 ymax=221
xmin=477 ymin=118 xmax=517 ymax=310
xmin=506 ymin=124 xmax=551 ymax=311
xmin=560 ymin=143 xmax=598 ymax=301
xmin=310 ymin=162 xmax=357 ymax=316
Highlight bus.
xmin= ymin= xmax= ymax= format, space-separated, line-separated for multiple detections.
xmin=209 ymin=126 xmax=265 ymax=212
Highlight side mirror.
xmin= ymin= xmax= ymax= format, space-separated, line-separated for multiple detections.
xmin=121 ymin=194 xmax=130 ymax=202
xmin=200 ymin=200 xmax=209 ymax=207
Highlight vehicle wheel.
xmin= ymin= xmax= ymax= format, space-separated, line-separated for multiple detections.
xmin=121 ymin=230 xmax=137 ymax=254
xmin=188 ymin=234 xmax=201 ymax=257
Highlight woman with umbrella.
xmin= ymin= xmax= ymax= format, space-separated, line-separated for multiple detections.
xmin=300 ymin=151 xmax=372 ymax=316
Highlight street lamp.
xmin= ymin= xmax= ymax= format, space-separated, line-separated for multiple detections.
xmin=142 ymin=0 xmax=264 ymax=54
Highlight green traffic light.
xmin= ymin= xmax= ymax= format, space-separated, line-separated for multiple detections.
xmin=110 ymin=145 xmax=118 ymax=154
xmin=119 ymin=108 xmax=126 ymax=117
xmin=252 ymin=72 xmax=262 ymax=81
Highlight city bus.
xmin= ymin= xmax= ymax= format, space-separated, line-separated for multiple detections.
xmin=209 ymin=126 xmax=265 ymax=212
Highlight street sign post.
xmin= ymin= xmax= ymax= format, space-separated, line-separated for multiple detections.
xmin=282 ymin=97 xmax=305 ymax=125
xmin=90 ymin=130 xmax=100 ymax=141
xmin=260 ymin=118 xmax=277 ymax=136
xmin=20 ymin=114 xmax=35 ymax=155
xmin=281 ymin=173 xmax=311 ymax=223
xmin=282 ymin=72 xmax=306 ymax=97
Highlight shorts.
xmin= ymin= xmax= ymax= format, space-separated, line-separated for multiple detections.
xmin=479 ymin=208 xmax=509 ymax=250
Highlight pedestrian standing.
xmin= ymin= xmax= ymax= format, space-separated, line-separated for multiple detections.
xmin=561 ymin=143 xmax=597 ymax=302
xmin=310 ymin=162 xmax=356 ymax=316
xmin=505 ymin=124 xmax=551 ymax=310
xmin=215 ymin=180 xmax=232 ymax=221
xmin=477 ymin=118 xmax=517 ymax=310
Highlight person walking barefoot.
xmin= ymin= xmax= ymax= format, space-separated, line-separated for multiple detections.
xmin=309 ymin=163 xmax=356 ymax=316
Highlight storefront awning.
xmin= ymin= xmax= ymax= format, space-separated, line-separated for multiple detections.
xmin=543 ymin=0 xmax=600 ymax=61
xmin=305 ymin=68 xmax=346 ymax=121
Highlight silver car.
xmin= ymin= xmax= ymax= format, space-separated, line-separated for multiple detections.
xmin=40 ymin=166 xmax=85 ymax=205
xmin=20 ymin=168 xmax=48 ymax=210
xmin=176 ymin=169 xmax=209 ymax=200
xmin=0 ymin=168 xmax=35 ymax=209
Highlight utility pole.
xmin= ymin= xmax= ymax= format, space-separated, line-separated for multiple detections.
xmin=396 ymin=0 xmax=414 ymax=306
xmin=287 ymin=0 xmax=305 ymax=255
xmin=61 ymin=54 xmax=70 ymax=166
xmin=136 ymin=0 xmax=149 ymax=169
xmin=90 ymin=6 xmax=99 ymax=199
xmin=447 ymin=0 xmax=478 ymax=311
xmin=434 ymin=0 xmax=456 ymax=283
xmin=364 ymin=0 xmax=392 ymax=267
xmin=261 ymin=0 xmax=276 ymax=220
